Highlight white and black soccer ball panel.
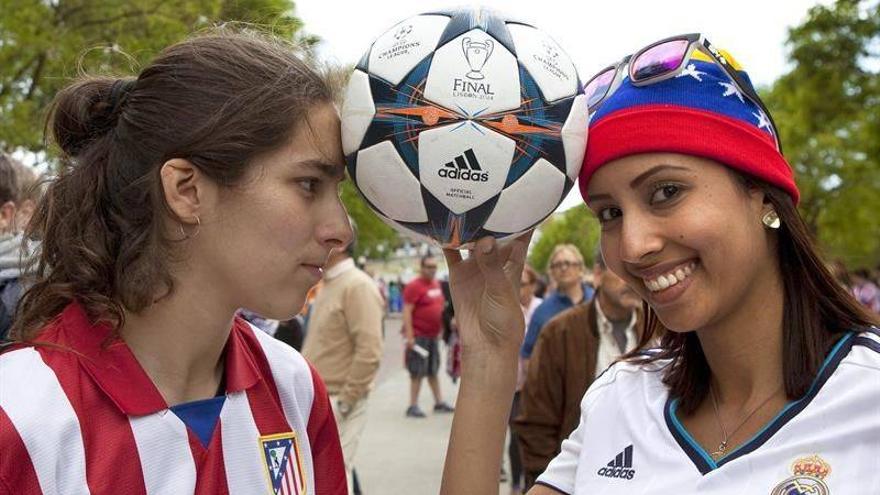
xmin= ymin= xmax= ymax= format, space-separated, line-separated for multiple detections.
xmin=416 ymin=186 xmax=503 ymax=247
xmin=423 ymin=28 xmax=521 ymax=117
xmin=433 ymin=7 xmax=519 ymax=58
xmin=375 ymin=213 xmax=434 ymax=244
xmin=340 ymin=70 xmax=375 ymax=156
xmin=494 ymin=90 xmax=581 ymax=189
xmin=507 ymin=23 xmax=579 ymax=103
xmin=561 ymin=94 xmax=589 ymax=181
xmin=418 ymin=121 xmax=514 ymax=215
xmin=367 ymin=15 xmax=450 ymax=86
xmin=483 ymin=158 xmax=565 ymax=233
xmin=354 ymin=140 xmax=428 ymax=223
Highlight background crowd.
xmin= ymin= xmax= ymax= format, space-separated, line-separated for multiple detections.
xmin=0 ymin=1 xmax=877 ymax=494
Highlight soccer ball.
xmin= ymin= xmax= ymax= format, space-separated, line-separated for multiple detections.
xmin=341 ymin=7 xmax=588 ymax=248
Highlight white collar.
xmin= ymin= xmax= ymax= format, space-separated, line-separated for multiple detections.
xmin=324 ymin=258 xmax=356 ymax=280
xmin=594 ymin=297 xmax=637 ymax=335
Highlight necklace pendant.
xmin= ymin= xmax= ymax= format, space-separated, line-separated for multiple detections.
xmin=710 ymin=441 xmax=728 ymax=460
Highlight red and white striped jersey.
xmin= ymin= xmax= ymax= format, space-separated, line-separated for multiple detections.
xmin=0 ymin=303 xmax=347 ymax=494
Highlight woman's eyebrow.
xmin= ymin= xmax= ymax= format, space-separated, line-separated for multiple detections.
xmin=587 ymin=164 xmax=692 ymax=204
xmin=629 ymin=164 xmax=690 ymax=189
xmin=296 ymin=159 xmax=346 ymax=179
xmin=586 ymin=193 xmax=612 ymax=206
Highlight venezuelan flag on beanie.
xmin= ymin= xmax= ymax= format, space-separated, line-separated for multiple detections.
xmin=579 ymin=50 xmax=799 ymax=204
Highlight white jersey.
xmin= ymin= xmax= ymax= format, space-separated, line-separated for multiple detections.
xmin=537 ymin=328 xmax=880 ymax=494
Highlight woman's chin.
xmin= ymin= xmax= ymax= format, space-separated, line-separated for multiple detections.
xmin=652 ymin=309 xmax=705 ymax=334
xmin=248 ymin=296 xmax=307 ymax=322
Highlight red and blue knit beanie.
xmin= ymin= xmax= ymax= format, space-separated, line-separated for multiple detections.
xmin=579 ymin=51 xmax=799 ymax=204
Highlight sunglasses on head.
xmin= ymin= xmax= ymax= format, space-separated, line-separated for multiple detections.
xmin=583 ymin=33 xmax=782 ymax=153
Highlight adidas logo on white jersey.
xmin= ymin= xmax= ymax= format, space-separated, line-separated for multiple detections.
xmin=597 ymin=445 xmax=636 ymax=480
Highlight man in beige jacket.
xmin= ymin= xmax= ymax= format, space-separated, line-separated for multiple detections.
xmin=302 ymin=232 xmax=384 ymax=493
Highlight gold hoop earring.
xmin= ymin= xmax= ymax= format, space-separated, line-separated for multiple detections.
xmin=179 ymin=216 xmax=201 ymax=240
xmin=762 ymin=209 xmax=781 ymax=229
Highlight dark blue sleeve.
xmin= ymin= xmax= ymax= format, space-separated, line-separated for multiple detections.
xmin=521 ymin=302 xmax=549 ymax=359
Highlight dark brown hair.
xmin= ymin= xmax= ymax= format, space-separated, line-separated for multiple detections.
xmin=12 ymin=30 xmax=335 ymax=340
xmin=629 ymin=177 xmax=879 ymax=415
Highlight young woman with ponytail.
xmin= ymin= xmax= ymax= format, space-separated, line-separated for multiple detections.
xmin=0 ymin=31 xmax=355 ymax=494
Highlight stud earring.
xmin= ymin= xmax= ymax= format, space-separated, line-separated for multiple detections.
xmin=762 ymin=209 xmax=781 ymax=229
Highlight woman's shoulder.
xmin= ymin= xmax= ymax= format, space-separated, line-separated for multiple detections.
xmin=582 ymin=352 xmax=671 ymax=409
xmin=0 ymin=308 xmax=82 ymax=391
xmin=846 ymin=326 xmax=880 ymax=372
xmin=0 ymin=342 xmax=84 ymax=478
xmin=234 ymin=318 xmax=327 ymax=397
xmin=235 ymin=319 xmax=335 ymax=432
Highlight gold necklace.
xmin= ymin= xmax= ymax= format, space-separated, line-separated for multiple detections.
xmin=708 ymin=383 xmax=783 ymax=460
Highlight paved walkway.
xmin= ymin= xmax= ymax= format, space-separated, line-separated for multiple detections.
xmin=352 ymin=315 xmax=513 ymax=495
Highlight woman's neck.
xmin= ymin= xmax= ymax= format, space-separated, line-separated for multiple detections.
xmin=558 ymin=280 xmax=584 ymax=304
xmin=120 ymin=272 xmax=236 ymax=406
xmin=697 ymin=263 xmax=785 ymax=406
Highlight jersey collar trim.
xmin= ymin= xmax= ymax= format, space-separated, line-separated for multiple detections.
xmin=58 ymin=302 xmax=261 ymax=416
xmin=664 ymin=331 xmax=855 ymax=476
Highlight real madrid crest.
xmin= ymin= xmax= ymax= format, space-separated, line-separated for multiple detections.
xmin=770 ymin=455 xmax=832 ymax=495
xmin=260 ymin=432 xmax=307 ymax=495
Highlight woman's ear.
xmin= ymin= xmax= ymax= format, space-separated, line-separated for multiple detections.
xmin=740 ymin=177 xmax=768 ymax=220
xmin=159 ymin=159 xmax=215 ymax=224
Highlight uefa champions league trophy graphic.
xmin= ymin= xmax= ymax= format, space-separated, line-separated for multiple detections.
xmin=462 ymin=37 xmax=494 ymax=80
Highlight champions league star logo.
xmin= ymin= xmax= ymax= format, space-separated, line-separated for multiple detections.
xmin=462 ymin=37 xmax=494 ymax=80
xmin=541 ymin=39 xmax=559 ymax=61
xmin=393 ymin=24 xmax=412 ymax=40
xmin=770 ymin=455 xmax=832 ymax=495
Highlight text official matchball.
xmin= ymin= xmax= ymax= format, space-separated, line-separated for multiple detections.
xmin=341 ymin=7 xmax=588 ymax=248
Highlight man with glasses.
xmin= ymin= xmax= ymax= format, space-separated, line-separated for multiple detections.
xmin=521 ymin=245 xmax=595 ymax=361
xmin=403 ymin=254 xmax=455 ymax=417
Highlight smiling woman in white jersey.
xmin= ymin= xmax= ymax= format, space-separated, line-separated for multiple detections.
xmin=434 ymin=34 xmax=879 ymax=495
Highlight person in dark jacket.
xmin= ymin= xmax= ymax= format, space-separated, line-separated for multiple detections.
xmin=513 ymin=255 xmax=641 ymax=489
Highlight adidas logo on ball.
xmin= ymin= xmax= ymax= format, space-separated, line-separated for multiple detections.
xmin=437 ymin=148 xmax=489 ymax=182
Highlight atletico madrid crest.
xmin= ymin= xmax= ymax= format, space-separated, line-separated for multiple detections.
xmin=260 ymin=432 xmax=307 ymax=495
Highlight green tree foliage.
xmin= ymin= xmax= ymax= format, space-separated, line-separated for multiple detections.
xmin=340 ymin=180 xmax=398 ymax=260
xmin=763 ymin=0 xmax=880 ymax=268
xmin=528 ymin=205 xmax=601 ymax=274
xmin=0 ymin=0 xmax=402 ymax=260
xmin=0 ymin=0 xmax=314 ymax=152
